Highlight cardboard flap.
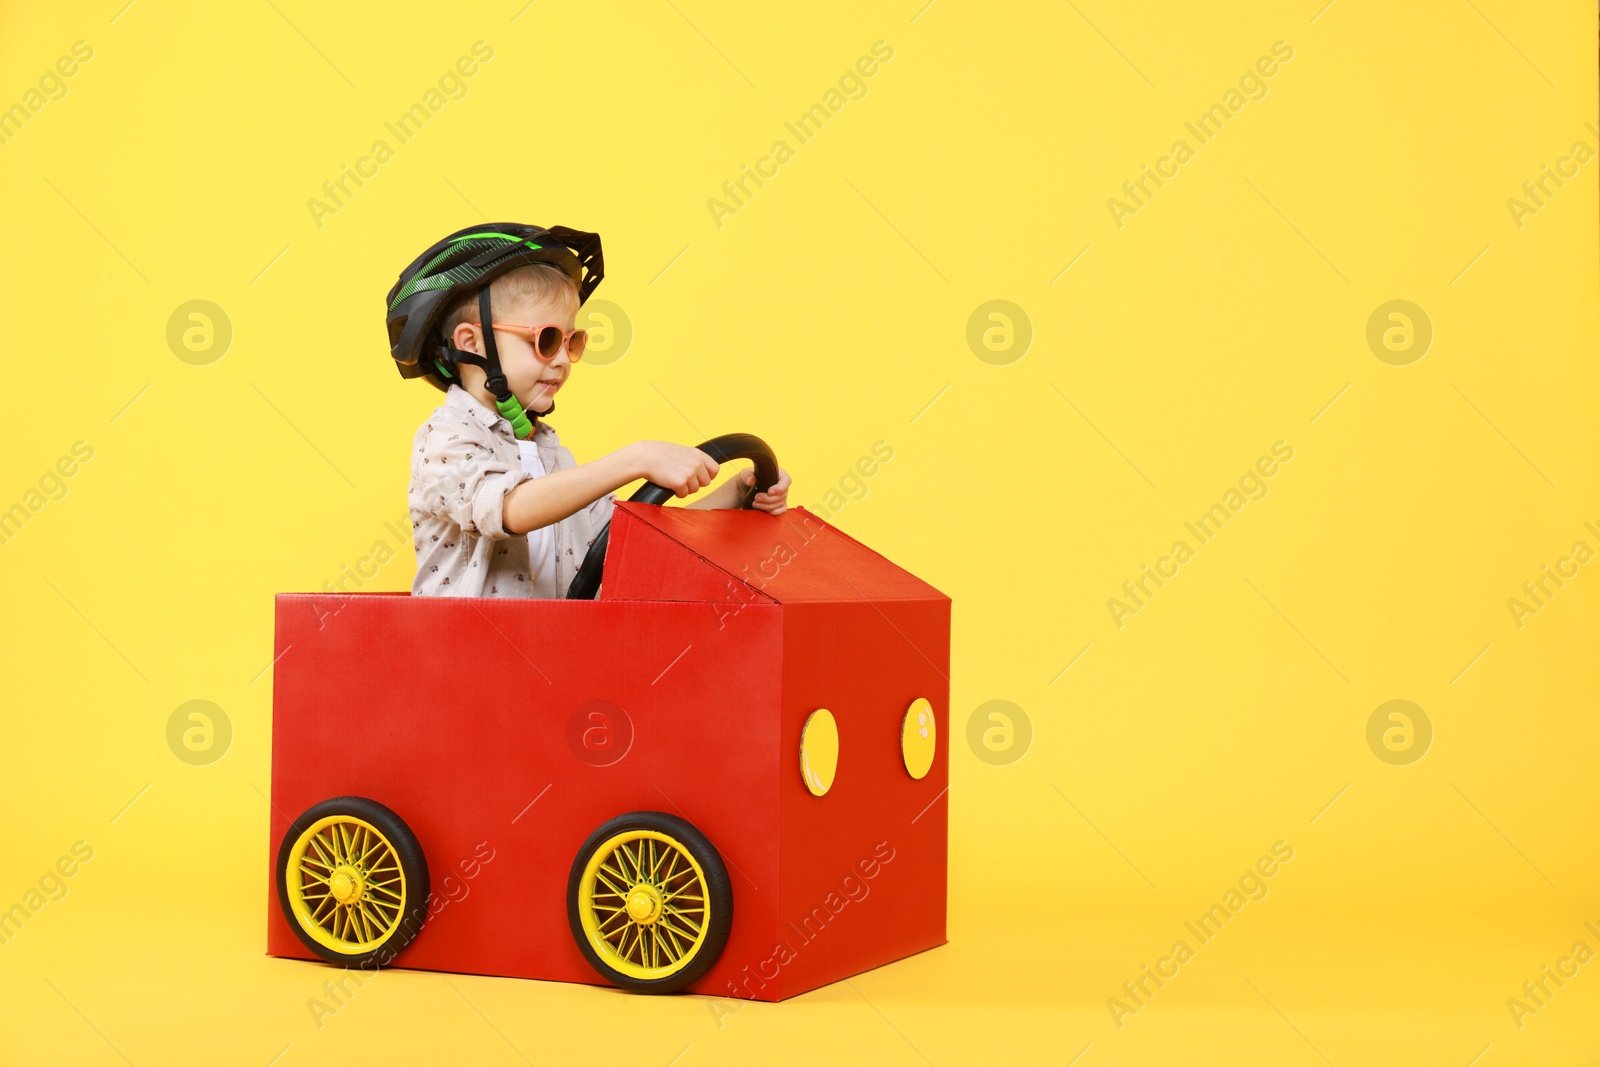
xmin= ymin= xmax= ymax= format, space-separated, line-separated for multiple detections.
xmin=606 ymin=503 xmax=949 ymax=604
xmin=601 ymin=502 xmax=775 ymax=604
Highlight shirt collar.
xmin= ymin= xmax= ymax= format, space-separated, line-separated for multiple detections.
xmin=445 ymin=384 xmax=557 ymax=442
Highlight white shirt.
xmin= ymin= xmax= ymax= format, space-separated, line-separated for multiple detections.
xmin=515 ymin=438 xmax=559 ymax=598
xmin=408 ymin=386 xmax=616 ymax=598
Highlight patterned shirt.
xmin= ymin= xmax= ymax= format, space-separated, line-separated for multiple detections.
xmin=409 ymin=385 xmax=616 ymax=598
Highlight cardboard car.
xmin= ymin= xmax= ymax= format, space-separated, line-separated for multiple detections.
xmin=267 ymin=444 xmax=950 ymax=1000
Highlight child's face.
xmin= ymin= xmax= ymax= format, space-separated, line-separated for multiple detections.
xmin=454 ymin=292 xmax=577 ymax=414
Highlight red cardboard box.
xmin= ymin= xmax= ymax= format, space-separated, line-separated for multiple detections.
xmin=268 ymin=502 xmax=950 ymax=1000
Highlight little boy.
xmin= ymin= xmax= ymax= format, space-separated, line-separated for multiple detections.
xmin=385 ymin=222 xmax=791 ymax=597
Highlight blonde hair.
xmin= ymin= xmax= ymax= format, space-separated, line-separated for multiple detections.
xmin=437 ymin=262 xmax=580 ymax=343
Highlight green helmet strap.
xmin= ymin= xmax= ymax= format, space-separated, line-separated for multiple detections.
xmin=428 ymin=281 xmax=549 ymax=440
xmin=496 ymin=393 xmax=534 ymax=439
xmin=477 ymin=285 xmax=536 ymax=440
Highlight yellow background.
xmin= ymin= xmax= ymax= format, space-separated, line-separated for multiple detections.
xmin=2 ymin=1 xmax=1596 ymax=1064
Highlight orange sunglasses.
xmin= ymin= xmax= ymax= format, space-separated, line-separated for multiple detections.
xmin=469 ymin=321 xmax=588 ymax=362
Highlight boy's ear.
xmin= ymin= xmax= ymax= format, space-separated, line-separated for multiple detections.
xmin=449 ymin=322 xmax=482 ymax=354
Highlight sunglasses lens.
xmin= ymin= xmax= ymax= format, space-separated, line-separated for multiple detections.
xmin=568 ymin=330 xmax=587 ymax=361
xmin=537 ymin=326 xmax=564 ymax=359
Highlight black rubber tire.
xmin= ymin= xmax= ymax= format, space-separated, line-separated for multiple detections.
xmin=566 ymin=810 xmax=734 ymax=994
xmin=275 ymin=796 xmax=431 ymax=969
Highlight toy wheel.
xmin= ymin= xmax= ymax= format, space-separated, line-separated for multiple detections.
xmin=276 ymin=796 xmax=430 ymax=968
xmin=567 ymin=811 xmax=733 ymax=993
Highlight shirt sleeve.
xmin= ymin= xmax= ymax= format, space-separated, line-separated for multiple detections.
xmin=412 ymin=418 xmax=531 ymax=540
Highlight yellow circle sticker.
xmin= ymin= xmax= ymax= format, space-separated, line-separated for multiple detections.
xmin=800 ymin=709 xmax=839 ymax=796
xmin=901 ymin=697 xmax=936 ymax=779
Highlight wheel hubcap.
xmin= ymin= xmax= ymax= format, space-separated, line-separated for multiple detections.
xmin=626 ymin=885 xmax=662 ymax=924
xmin=329 ymin=865 xmax=365 ymax=904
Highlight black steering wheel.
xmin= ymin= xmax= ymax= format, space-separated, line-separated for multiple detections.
xmin=564 ymin=433 xmax=779 ymax=600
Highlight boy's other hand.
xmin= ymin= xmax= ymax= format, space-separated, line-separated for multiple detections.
xmin=740 ymin=466 xmax=791 ymax=515
xmin=630 ymin=441 xmax=720 ymax=498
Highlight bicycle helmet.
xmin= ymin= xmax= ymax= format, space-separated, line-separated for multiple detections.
xmin=386 ymin=222 xmax=604 ymax=438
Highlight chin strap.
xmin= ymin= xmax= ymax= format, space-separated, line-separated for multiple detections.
xmin=431 ymin=286 xmax=553 ymax=439
xmin=476 ymin=286 xmax=535 ymax=439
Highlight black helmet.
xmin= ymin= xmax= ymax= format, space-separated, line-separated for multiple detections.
xmin=385 ymin=222 xmax=604 ymax=437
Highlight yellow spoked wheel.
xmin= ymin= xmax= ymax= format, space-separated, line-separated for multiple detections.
xmin=568 ymin=811 xmax=733 ymax=993
xmin=276 ymin=797 xmax=430 ymax=967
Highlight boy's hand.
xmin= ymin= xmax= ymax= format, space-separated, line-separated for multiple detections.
xmin=630 ymin=441 xmax=721 ymax=498
xmin=739 ymin=466 xmax=791 ymax=514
